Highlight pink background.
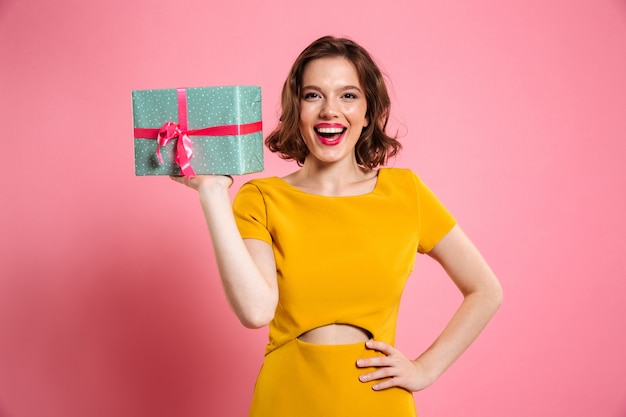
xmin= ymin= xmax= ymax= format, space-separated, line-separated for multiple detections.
xmin=1 ymin=0 xmax=625 ymax=416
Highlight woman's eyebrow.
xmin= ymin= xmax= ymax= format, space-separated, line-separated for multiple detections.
xmin=301 ymin=85 xmax=363 ymax=92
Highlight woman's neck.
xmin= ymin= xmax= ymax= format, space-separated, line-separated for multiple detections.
xmin=283 ymin=161 xmax=378 ymax=197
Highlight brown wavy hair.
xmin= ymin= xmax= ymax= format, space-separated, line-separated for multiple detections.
xmin=265 ymin=36 xmax=401 ymax=168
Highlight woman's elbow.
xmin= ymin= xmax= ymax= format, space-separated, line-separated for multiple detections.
xmin=488 ymin=278 xmax=504 ymax=311
xmin=238 ymin=307 xmax=275 ymax=329
xmin=466 ymin=274 xmax=503 ymax=312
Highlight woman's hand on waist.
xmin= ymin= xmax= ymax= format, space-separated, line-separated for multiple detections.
xmin=356 ymin=340 xmax=436 ymax=392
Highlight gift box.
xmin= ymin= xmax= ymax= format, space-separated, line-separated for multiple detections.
xmin=132 ymin=86 xmax=264 ymax=177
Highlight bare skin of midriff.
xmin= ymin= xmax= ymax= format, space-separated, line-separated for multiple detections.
xmin=297 ymin=324 xmax=371 ymax=344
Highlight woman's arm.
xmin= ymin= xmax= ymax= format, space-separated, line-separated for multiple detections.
xmin=414 ymin=224 xmax=502 ymax=383
xmin=171 ymin=175 xmax=278 ymax=329
xmin=357 ymin=224 xmax=502 ymax=391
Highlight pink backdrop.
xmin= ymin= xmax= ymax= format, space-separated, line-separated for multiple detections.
xmin=1 ymin=0 xmax=625 ymax=416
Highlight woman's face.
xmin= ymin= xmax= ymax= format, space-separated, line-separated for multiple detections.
xmin=298 ymin=57 xmax=368 ymax=166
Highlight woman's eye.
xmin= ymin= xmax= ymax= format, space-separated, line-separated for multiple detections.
xmin=303 ymin=92 xmax=319 ymax=100
xmin=342 ymin=93 xmax=358 ymax=99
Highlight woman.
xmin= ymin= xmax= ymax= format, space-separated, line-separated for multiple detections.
xmin=172 ymin=36 xmax=502 ymax=416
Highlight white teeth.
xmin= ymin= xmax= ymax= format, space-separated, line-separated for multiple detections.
xmin=316 ymin=127 xmax=345 ymax=134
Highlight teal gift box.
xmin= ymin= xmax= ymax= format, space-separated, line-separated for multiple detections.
xmin=132 ymin=86 xmax=264 ymax=177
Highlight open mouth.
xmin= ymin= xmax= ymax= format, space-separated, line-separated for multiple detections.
xmin=314 ymin=126 xmax=347 ymax=144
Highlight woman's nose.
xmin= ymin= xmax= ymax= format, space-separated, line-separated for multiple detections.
xmin=320 ymin=100 xmax=338 ymax=118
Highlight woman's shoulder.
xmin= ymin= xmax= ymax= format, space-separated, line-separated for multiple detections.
xmin=241 ymin=176 xmax=280 ymax=187
xmin=377 ymin=167 xmax=438 ymax=199
xmin=379 ymin=167 xmax=419 ymax=183
xmin=237 ymin=176 xmax=290 ymax=195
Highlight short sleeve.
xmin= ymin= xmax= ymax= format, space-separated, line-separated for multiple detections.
xmin=232 ymin=182 xmax=273 ymax=244
xmin=413 ymin=173 xmax=457 ymax=253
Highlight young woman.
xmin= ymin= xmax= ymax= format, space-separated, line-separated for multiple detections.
xmin=172 ymin=36 xmax=502 ymax=417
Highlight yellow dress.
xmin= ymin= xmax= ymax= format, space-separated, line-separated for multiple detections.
xmin=232 ymin=168 xmax=456 ymax=417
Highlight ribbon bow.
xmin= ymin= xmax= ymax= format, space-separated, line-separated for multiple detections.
xmin=156 ymin=121 xmax=195 ymax=178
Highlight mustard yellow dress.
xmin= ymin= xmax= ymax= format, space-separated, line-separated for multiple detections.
xmin=232 ymin=168 xmax=456 ymax=417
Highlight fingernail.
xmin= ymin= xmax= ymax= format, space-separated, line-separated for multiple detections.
xmin=356 ymin=359 xmax=363 ymax=366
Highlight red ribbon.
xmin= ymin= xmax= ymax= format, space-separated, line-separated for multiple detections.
xmin=133 ymin=88 xmax=263 ymax=178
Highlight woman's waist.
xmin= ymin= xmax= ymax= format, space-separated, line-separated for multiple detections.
xmin=297 ymin=323 xmax=372 ymax=344
xmin=265 ymin=319 xmax=397 ymax=355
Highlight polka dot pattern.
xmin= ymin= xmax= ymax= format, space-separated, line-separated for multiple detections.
xmin=132 ymin=86 xmax=264 ymax=176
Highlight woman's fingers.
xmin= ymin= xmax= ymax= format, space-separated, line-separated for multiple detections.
xmin=356 ymin=340 xmax=432 ymax=392
xmin=169 ymin=174 xmax=233 ymax=191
